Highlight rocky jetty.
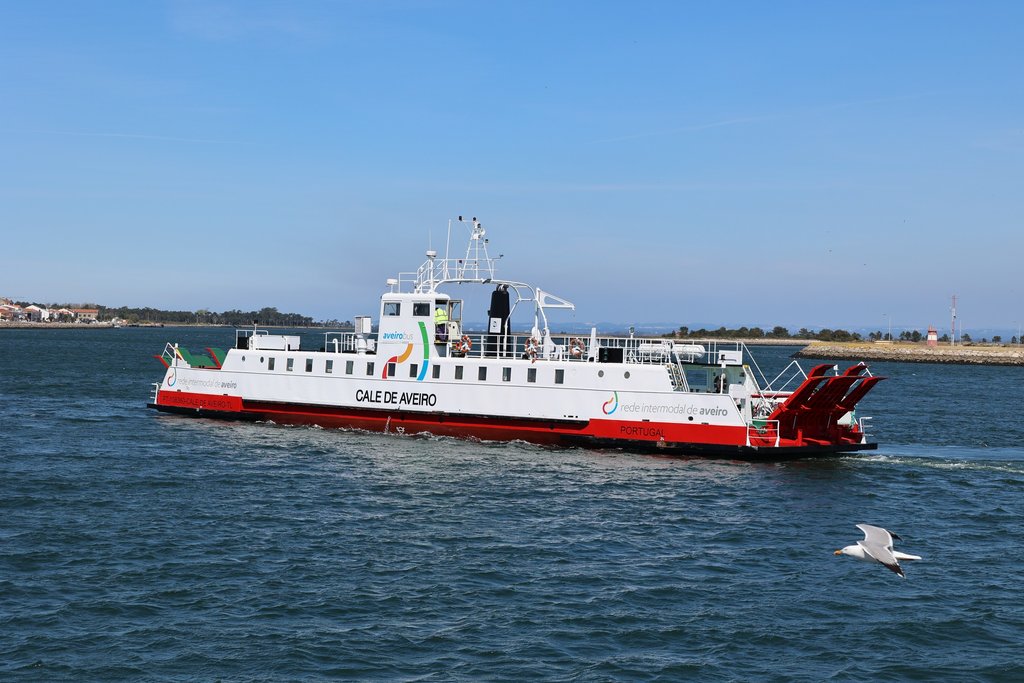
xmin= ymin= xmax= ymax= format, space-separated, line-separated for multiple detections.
xmin=796 ymin=341 xmax=1024 ymax=366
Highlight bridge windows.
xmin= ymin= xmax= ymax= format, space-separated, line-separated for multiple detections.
xmin=413 ymin=302 xmax=431 ymax=316
xmin=383 ymin=302 xmax=401 ymax=316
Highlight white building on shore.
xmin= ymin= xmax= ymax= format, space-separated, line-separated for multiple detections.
xmin=24 ymin=305 xmax=50 ymax=321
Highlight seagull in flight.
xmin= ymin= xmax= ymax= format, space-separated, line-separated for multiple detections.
xmin=834 ymin=524 xmax=922 ymax=578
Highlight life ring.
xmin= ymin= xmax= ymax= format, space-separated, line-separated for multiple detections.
xmin=453 ymin=335 xmax=473 ymax=355
xmin=569 ymin=337 xmax=585 ymax=358
xmin=524 ymin=337 xmax=539 ymax=362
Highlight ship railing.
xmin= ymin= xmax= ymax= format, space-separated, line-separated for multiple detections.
xmin=447 ymin=333 xmax=750 ymax=367
xmin=748 ymin=359 xmax=808 ymax=415
xmin=160 ymin=343 xmax=178 ymax=367
xmin=151 ymin=382 xmax=161 ymax=404
xmin=322 ymin=331 xmax=377 ymax=354
xmin=235 ymin=328 xmax=271 ymax=350
xmin=857 ymin=416 xmax=873 ymax=444
xmin=746 ymin=419 xmax=781 ymax=448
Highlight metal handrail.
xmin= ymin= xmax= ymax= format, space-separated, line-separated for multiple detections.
xmin=857 ymin=416 xmax=873 ymax=444
xmin=762 ymin=360 xmax=808 ymax=393
xmin=161 ymin=342 xmax=178 ymax=366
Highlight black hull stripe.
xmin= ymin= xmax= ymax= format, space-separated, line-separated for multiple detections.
xmin=148 ymin=403 xmax=876 ymax=460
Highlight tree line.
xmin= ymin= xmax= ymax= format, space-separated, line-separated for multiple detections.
xmin=667 ymin=325 xmax=862 ymax=342
xmin=86 ymin=304 xmax=342 ymax=327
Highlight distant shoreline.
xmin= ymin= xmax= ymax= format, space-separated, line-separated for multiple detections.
xmin=0 ymin=322 xmax=339 ymax=330
xmin=0 ymin=322 xmax=136 ymax=329
xmin=796 ymin=341 xmax=1024 ymax=366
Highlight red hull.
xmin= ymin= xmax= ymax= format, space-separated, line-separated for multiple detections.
xmin=152 ymin=390 xmax=875 ymax=459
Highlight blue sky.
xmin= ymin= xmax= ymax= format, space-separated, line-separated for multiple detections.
xmin=2 ymin=1 xmax=1022 ymax=332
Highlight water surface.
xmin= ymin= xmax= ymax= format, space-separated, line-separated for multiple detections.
xmin=2 ymin=329 xmax=1022 ymax=680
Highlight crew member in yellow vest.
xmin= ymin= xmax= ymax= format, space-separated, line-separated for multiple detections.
xmin=434 ymin=306 xmax=449 ymax=342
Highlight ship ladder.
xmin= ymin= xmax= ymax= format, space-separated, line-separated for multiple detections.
xmin=665 ymin=363 xmax=688 ymax=391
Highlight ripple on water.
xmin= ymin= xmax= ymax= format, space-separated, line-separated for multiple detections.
xmin=2 ymin=333 xmax=1024 ymax=679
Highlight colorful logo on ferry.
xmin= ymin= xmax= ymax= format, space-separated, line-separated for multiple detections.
xmin=602 ymin=391 xmax=619 ymax=415
xmin=382 ymin=321 xmax=430 ymax=381
xmin=167 ymin=367 xmax=177 ymax=387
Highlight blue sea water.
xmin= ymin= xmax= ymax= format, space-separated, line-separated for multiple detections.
xmin=2 ymin=327 xmax=1023 ymax=681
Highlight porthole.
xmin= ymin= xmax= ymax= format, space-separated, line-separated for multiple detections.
xmin=624 ymin=371 xmax=631 ymax=379
xmin=260 ymin=357 xmax=265 ymax=363
xmin=598 ymin=370 xmax=604 ymax=378
xmin=242 ymin=355 xmax=246 ymax=361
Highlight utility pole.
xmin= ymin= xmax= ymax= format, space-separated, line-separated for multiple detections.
xmin=950 ymin=295 xmax=957 ymax=347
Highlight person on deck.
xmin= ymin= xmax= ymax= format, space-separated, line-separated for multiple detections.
xmin=434 ymin=306 xmax=449 ymax=342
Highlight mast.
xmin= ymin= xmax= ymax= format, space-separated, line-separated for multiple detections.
xmin=950 ymin=294 xmax=957 ymax=347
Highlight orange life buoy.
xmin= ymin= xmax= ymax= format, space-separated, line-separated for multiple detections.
xmin=453 ymin=335 xmax=473 ymax=355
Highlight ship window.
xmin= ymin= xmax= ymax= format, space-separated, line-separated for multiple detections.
xmin=345 ymin=360 xmax=354 ymax=375
xmin=287 ymin=358 xmax=294 ymax=372
xmin=409 ymin=363 xmax=418 ymax=378
xmin=432 ymin=364 xmax=441 ymax=379
xmin=366 ymin=362 xmax=374 ymax=376
xmin=383 ymin=302 xmax=400 ymax=316
xmin=502 ymin=367 xmax=511 ymax=382
xmin=686 ymin=369 xmax=709 ymax=390
xmin=455 ymin=365 xmax=464 ymax=380
xmin=326 ymin=359 xmax=333 ymax=374
xmin=478 ymin=366 xmax=487 ymax=381
xmin=387 ymin=362 xmax=396 ymax=377
xmin=527 ymin=368 xmax=537 ymax=383
xmin=413 ymin=303 xmax=431 ymax=317
xmin=555 ymin=369 xmax=565 ymax=385
xmin=268 ymin=358 xmax=275 ymax=371
xmin=305 ymin=358 xmax=313 ymax=372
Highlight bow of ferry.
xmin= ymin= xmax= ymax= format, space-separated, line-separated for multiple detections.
xmin=149 ymin=217 xmax=883 ymax=459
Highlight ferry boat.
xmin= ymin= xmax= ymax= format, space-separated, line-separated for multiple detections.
xmin=148 ymin=217 xmax=883 ymax=458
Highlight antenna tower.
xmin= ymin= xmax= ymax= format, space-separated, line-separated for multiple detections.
xmin=950 ymin=295 xmax=957 ymax=347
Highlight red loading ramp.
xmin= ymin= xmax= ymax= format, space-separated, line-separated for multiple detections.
xmin=842 ymin=362 xmax=869 ymax=377
xmin=836 ymin=376 xmax=884 ymax=412
xmin=767 ymin=365 xmax=885 ymax=444
xmin=776 ymin=364 xmax=833 ymax=410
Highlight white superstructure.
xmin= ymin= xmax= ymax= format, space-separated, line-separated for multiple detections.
xmin=151 ymin=217 xmax=882 ymax=457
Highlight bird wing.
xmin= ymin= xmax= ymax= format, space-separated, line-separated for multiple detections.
xmin=858 ymin=540 xmax=905 ymax=578
xmin=857 ymin=524 xmax=895 ymax=550
xmin=856 ymin=540 xmax=905 ymax=577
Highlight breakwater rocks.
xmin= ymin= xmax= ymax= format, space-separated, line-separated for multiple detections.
xmin=796 ymin=342 xmax=1024 ymax=366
